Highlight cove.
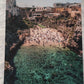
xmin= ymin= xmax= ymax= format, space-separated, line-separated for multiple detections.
xmin=14 ymin=46 xmax=83 ymax=84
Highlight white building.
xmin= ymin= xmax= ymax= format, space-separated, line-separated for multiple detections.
xmin=35 ymin=7 xmax=52 ymax=12
xmin=35 ymin=7 xmax=46 ymax=12
xmin=53 ymin=3 xmax=67 ymax=8
xmin=6 ymin=0 xmax=19 ymax=16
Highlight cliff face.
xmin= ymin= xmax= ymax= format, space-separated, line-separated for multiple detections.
xmin=5 ymin=1 xmax=21 ymax=84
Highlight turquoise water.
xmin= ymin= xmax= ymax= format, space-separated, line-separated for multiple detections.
xmin=14 ymin=46 xmax=83 ymax=84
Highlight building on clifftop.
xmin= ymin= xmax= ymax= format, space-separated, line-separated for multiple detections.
xmin=6 ymin=0 xmax=19 ymax=17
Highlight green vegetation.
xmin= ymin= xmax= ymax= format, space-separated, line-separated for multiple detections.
xmin=14 ymin=46 xmax=83 ymax=84
xmin=38 ymin=24 xmax=46 ymax=28
xmin=23 ymin=19 xmax=37 ymax=28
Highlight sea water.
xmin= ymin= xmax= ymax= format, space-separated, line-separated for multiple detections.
xmin=14 ymin=46 xmax=83 ymax=84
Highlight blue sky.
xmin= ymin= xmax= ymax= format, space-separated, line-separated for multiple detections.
xmin=16 ymin=0 xmax=81 ymax=7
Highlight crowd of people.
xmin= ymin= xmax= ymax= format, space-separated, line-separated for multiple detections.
xmin=24 ymin=26 xmax=65 ymax=47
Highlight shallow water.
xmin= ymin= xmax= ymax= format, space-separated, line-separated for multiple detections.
xmin=14 ymin=46 xmax=83 ymax=84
